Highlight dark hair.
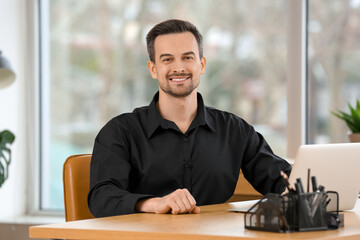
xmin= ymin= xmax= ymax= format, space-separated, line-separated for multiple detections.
xmin=146 ymin=19 xmax=203 ymax=62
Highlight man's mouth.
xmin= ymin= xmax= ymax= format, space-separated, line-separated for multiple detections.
xmin=168 ymin=74 xmax=192 ymax=82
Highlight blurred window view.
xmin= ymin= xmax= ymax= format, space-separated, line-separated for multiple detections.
xmin=40 ymin=0 xmax=289 ymax=211
xmin=307 ymin=0 xmax=360 ymax=143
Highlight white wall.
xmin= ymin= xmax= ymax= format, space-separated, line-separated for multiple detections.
xmin=0 ymin=0 xmax=28 ymax=219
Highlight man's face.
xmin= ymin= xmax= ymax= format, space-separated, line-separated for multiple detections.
xmin=148 ymin=32 xmax=206 ymax=98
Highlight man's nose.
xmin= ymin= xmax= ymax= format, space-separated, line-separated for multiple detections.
xmin=171 ymin=60 xmax=186 ymax=73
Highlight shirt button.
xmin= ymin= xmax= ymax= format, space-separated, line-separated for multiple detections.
xmin=184 ymin=137 xmax=188 ymax=142
xmin=184 ymin=162 xmax=192 ymax=168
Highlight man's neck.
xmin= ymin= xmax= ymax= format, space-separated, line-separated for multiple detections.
xmin=156 ymin=90 xmax=198 ymax=134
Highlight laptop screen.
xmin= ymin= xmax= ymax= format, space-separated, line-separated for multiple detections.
xmin=288 ymin=143 xmax=360 ymax=211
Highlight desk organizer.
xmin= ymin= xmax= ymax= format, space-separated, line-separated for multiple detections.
xmin=244 ymin=191 xmax=341 ymax=233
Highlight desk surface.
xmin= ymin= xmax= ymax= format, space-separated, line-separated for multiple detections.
xmin=29 ymin=200 xmax=360 ymax=240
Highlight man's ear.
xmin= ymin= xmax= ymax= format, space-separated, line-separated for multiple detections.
xmin=200 ymin=56 xmax=207 ymax=75
xmin=147 ymin=60 xmax=158 ymax=79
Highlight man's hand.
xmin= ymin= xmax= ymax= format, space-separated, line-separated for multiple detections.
xmin=135 ymin=188 xmax=201 ymax=214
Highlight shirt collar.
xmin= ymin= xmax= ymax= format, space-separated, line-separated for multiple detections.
xmin=147 ymin=92 xmax=215 ymax=139
xmin=195 ymin=92 xmax=216 ymax=133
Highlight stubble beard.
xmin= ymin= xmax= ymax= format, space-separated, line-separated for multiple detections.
xmin=160 ymin=78 xmax=199 ymax=98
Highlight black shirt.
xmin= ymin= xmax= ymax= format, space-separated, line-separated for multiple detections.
xmin=88 ymin=92 xmax=291 ymax=217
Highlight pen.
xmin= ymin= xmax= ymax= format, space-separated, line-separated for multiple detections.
xmin=296 ymin=178 xmax=304 ymax=193
xmin=307 ymin=169 xmax=310 ymax=192
xmin=280 ymin=171 xmax=295 ymax=193
xmin=311 ymin=185 xmax=325 ymax=217
xmin=311 ymin=176 xmax=318 ymax=192
xmin=295 ymin=182 xmax=314 ymax=227
xmin=325 ymin=198 xmax=331 ymax=207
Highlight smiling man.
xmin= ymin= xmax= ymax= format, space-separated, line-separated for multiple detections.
xmin=88 ymin=19 xmax=291 ymax=217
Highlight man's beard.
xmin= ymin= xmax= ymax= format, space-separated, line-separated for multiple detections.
xmin=159 ymin=73 xmax=199 ymax=97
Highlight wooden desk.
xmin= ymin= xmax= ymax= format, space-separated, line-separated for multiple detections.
xmin=30 ymin=200 xmax=360 ymax=240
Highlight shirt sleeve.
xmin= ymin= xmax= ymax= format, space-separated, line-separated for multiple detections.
xmin=241 ymin=124 xmax=292 ymax=195
xmin=87 ymin=118 xmax=152 ymax=217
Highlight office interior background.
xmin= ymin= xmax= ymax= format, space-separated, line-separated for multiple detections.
xmin=0 ymin=0 xmax=359 ymax=239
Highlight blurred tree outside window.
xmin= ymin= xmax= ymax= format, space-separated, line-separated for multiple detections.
xmin=40 ymin=0 xmax=288 ymax=211
xmin=307 ymin=0 xmax=360 ymax=143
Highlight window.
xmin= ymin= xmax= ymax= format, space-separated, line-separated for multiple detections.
xmin=39 ymin=0 xmax=290 ymax=211
xmin=307 ymin=0 xmax=360 ymax=143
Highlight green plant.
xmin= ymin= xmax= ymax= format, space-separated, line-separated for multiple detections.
xmin=331 ymin=99 xmax=360 ymax=133
xmin=0 ymin=129 xmax=15 ymax=187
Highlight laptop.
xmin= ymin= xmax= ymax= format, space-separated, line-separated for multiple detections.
xmin=228 ymin=143 xmax=360 ymax=213
xmin=288 ymin=143 xmax=360 ymax=211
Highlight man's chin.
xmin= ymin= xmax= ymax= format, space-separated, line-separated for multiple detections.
xmin=160 ymin=86 xmax=196 ymax=98
xmin=166 ymin=89 xmax=195 ymax=98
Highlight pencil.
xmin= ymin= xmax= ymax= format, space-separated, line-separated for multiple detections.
xmin=307 ymin=168 xmax=310 ymax=192
xmin=280 ymin=171 xmax=295 ymax=193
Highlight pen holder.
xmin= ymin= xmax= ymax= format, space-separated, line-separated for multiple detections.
xmin=244 ymin=191 xmax=338 ymax=233
xmin=244 ymin=193 xmax=296 ymax=232
xmin=295 ymin=191 xmax=327 ymax=231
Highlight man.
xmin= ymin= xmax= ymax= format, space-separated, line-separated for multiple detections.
xmin=88 ymin=19 xmax=291 ymax=217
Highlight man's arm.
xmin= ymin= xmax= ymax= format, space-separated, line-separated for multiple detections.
xmin=88 ymin=139 xmax=153 ymax=217
xmin=135 ymin=189 xmax=200 ymax=214
xmin=241 ymin=125 xmax=292 ymax=195
xmin=88 ymin=118 xmax=200 ymax=217
xmin=88 ymin=119 xmax=153 ymax=217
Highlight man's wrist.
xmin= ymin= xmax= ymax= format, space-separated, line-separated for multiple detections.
xmin=135 ymin=197 xmax=159 ymax=213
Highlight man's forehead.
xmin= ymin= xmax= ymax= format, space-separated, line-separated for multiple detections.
xmin=154 ymin=32 xmax=199 ymax=56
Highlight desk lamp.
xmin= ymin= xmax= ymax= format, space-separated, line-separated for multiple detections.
xmin=0 ymin=51 xmax=16 ymax=88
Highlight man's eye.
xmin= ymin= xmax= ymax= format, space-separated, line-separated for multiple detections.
xmin=185 ymin=56 xmax=194 ymax=60
xmin=163 ymin=58 xmax=171 ymax=62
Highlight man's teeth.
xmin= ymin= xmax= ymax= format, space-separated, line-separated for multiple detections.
xmin=171 ymin=78 xmax=187 ymax=82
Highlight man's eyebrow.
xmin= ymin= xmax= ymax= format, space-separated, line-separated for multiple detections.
xmin=183 ymin=51 xmax=196 ymax=56
xmin=159 ymin=53 xmax=173 ymax=59
xmin=159 ymin=52 xmax=196 ymax=59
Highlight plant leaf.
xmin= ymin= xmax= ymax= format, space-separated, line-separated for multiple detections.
xmin=331 ymin=109 xmax=358 ymax=133
xmin=331 ymin=99 xmax=360 ymax=133
xmin=332 ymin=110 xmax=353 ymax=123
xmin=348 ymin=103 xmax=360 ymax=133
xmin=0 ymin=130 xmax=15 ymax=145
xmin=0 ymin=130 xmax=15 ymax=187
xmin=0 ymin=163 xmax=4 ymax=187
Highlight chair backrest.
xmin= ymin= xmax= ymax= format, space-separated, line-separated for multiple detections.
xmin=63 ymin=154 xmax=94 ymax=221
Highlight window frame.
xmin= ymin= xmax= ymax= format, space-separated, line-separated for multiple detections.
xmin=25 ymin=0 xmax=41 ymax=216
xmin=286 ymin=0 xmax=307 ymax=158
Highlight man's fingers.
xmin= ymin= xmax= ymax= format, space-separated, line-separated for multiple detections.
xmin=170 ymin=202 xmax=181 ymax=214
xmin=167 ymin=189 xmax=195 ymax=214
xmin=174 ymin=198 xmax=188 ymax=213
xmin=181 ymin=189 xmax=198 ymax=213
xmin=139 ymin=189 xmax=200 ymax=215
xmin=178 ymin=189 xmax=195 ymax=212
xmin=192 ymin=206 xmax=201 ymax=214
xmin=184 ymin=190 xmax=197 ymax=207
xmin=154 ymin=188 xmax=199 ymax=215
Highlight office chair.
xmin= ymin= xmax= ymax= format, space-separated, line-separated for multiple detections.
xmin=63 ymin=154 xmax=94 ymax=221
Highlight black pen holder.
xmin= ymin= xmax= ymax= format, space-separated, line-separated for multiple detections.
xmin=295 ymin=191 xmax=327 ymax=231
xmin=244 ymin=191 xmax=339 ymax=233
